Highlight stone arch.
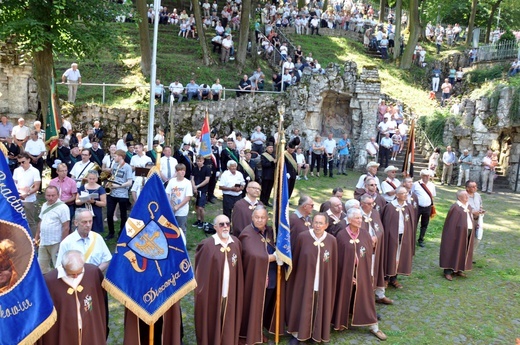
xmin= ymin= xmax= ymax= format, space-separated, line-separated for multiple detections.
xmin=319 ymin=91 xmax=352 ymax=137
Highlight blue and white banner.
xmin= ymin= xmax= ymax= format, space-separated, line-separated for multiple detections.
xmin=0 ymin=155 xmax=56 ymax=344
xmin=102 ymin=172 xmax=196 ymax=324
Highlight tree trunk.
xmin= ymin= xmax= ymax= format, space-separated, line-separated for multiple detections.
xmin=236 ymin=0 xmax=252 ymax=73
xmin=33 ymin=43 xmax=55 ymax=128
xmin=393 ymin=0 xmax=402 ymax=60
xmin=466 ymin=0 xmax=478 ymax=46
xmin=136 ymin=0 xmax=151 ymax=77
xmin=485 ymin=0 xmax=502 ymax=44
xmin=379 ymin=0 xmax=387 ymax=23
xmin=191 ymin=0 xmax=213 ymax=66
xmin=399 ymin=0 xmax=420 ymax=69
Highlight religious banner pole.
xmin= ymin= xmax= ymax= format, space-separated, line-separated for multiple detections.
xmin=149 ymin=322 xmax=154 ymax=345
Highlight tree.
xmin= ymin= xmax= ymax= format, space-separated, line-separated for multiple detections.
xmin=379 ymin=0 xmax=388 ymax=23
xmin=136 ymin=0 xmax=152 ymax=76
xmin=236 ymin=0 xmax=253 ymax=73
xmin=466 ymin=0 xmax=479 ymax=46
xmin=484 ymin=0 xmax=503 ymax=43
xmin=0 ymin=0 xmax=120 ymax=122
xmin=393 ymin=0 xmax=403 ymax=60
xmin=399 ymin=0 xmax=421 ymax=69
xmin=191 ymin=0 xmax=213 ymax=66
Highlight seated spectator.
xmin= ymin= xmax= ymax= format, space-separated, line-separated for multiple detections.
xmin=456 ymin=67 xmax=465 ymax=82
xmin=202 ymin=16 xmax=212 ymax=29
xmin=282 ymin=70 xmax=292 ymax=90
xmin=159 ymin=7 xmax=170 ymax=24
xmin=154 ymin=79 xmax=165 ymax=102
xmin=272 ymin=73 xmax=282 ymax=92
xmin=282 ymin=57 xmax=295 ymax=74
xmin=211 ymin=34 xmax=222 ymax=53
xmin=199 ymin=83 xmax=211 ymax=100
xmin=147 ymin=8 xmax=155 ymax=24
xmin=168 ymin=9 xmax=179 ymax=25
xmin=186 ymin=79 xmax=202 ymax=101
xmin=236 ymin=75 xmax=251 ymax=97
xmin=179 ymin=20 xmax=188 ymax=38
xmin=215 ymin=21 xmax=225 ymax=36
xmin=169 ymin=78 xmax=184 ymax=103
xmin=250 ymin=67 xmax=265 ymax=91
xmin=211 ymin=79 xmax=223 ymax=100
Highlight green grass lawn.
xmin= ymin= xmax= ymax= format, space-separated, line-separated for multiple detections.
xmin=98 ymin=170 xmax=520 ymax=344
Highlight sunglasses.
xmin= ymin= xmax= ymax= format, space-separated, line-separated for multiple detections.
xmin=218 ymin=222 xmax=231 ymax=228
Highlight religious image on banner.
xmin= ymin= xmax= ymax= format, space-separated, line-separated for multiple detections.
xmin=0 ymin=156 xmax=56 ymax=345
xmin=199 ymin=111 xmax=212 ymax=158
xmin=103 ymin=172 xmax=197 ymax=325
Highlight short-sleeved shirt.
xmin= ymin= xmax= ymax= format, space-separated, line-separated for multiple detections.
xmin=338 ymin=139 xmax=351 ymax=155
xmin=49 ymin=176 xmax=78 ymax=203
xmin=11 ymin=125 xmax=31 ymax=141
xmin=0 ymin=121 xmax=13 ymax=138
xmin=323 ymin=138 xmax=336 ymax=154
xmin=63 ymin=68 xmax=81 ymax=82
xmin=166 ymin=178 xmax=193 ymax=217
xmin=39 ymin=202 xmax=70 ymax=245
xmin=191 ymin=165 xmax=211 ymax=192
xmin=110 ymin=162 xmax=133 ymax=198
xmin=25 ymin=139 xmax=46 ymax=156
xmin=219 ymin=170 xmax=245 ymax=196
xmin=57 ymin=230 xmax=112 ymax=267
xmin=13 ymin=166 xmax=41 ymax=203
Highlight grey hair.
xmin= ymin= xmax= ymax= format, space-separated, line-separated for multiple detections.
xmin=346 ymin=207 xmax=362 ymax=220
xmin=227 ymin=160 xmax=238 ymax=168
xmin=61 ymin=250 xmax=85 ymax=271
xmin=75 ymin=208 xmax=91 ymax=219
xmin=344 ymin=199 xmax=360 ymax=211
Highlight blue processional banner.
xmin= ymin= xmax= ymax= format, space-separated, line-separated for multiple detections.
xmin=0 ymin=156 xmax=56 ymax=344
xmin=275 ymin=164 xmax=293 ymax=280
xmin=102 ymin=172 xmax=197 ymax=325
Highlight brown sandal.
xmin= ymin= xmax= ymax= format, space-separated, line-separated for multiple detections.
xmin=389 ymin=280 xmax=403 ymax=289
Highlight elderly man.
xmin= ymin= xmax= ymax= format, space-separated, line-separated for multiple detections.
xmin=220 ymin=160 xmax=246 ymax=218
xmin=480 ymin=149 xmax=496 ymax=194
xmin=34 ymin=186 xmax=70 ymax=274
xmin=286 ymin=213 xmax=337 ymax=344
xmin=70 ymin=149 xmax=96 ymax=188
xmin=365 ymin=137 xmax=379 ymax=161
xmin=359 ymin=194 xmax=392 ymax=305
xmin=61 ymin=63 xmax=82 ymax=103
xmin=25 ymin=130 xmax=46 ymax=180
xmin=159 ymin=145 xmax=178 ymax=185
xmin=379 ymin=132 xmax=393 ymax=168
xmin=260 ymin=142 xmax=276 ymax=206
xmin=320 ymin=187 xmax=346 ymax=213
xmin=231 ymin=181 xmax=263 ymax=236
xmin=251 ymin=126 xmax=266 ymax=154
xmin=465 ymin=180 xmax=485 ymax=261
xmin=325 ymin=196 xmax=347 ymax=237
xmin=381 ymin=165 xmax=401 ymax=203
xmin=382 ymin=187 xmax=415 ymax=289
xmin=0 ymin=115 xmax=13 ymax=141
xmin=441 ymin=146 xmax=456 ymax=186
xmin=412 ymin=169 xmax=436 ymax=247
xmin=57 ymin=208 xmax=112 ymax=272
xmin=13 ymin=152 xmax=41 ymax=236
xmin=195 ymin=215 xmax=243 ymax=345
xmin=356 ymin=177 xmax=386 ymax=216
xmin=39 ymin=250 xmax=107 ymax=345
xmin=457 ymin=149 xmax=472 ymax=186
xmin=239 ymin=207 xmax=282 ymax=344
xmin=355 ymin=161 xmax=382 ymax=191
xmin=168 ymin=78 xmax=184 ymax=103
xmin=11 ymin=117 xmax=31 ymax=147
xmin=333 ymin=208 xmax=387 ymax=341
xmin=289 ymin=195 xmax=314 ymax=248
xmin=440 ymin=191 xmax=476 ymax=281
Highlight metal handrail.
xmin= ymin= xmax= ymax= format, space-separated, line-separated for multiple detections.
xmin=58 ymin=82 xmax=149 ymax=104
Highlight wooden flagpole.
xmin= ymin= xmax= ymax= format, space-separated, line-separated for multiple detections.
xmin=149 ymin=322 xmax=154 ymax=345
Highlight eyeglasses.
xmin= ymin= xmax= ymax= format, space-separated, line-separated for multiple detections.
xmin=81 ymin=154 xmax=90 ymax=156
xmin=18 ymin=160 xmax=29 ymax=164
xmin=218 ymin=222 xmax=231 ymax=228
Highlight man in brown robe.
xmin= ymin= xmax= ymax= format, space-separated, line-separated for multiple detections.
xmin=239 ymin=206 xmax=282 ymax=344
xmin=355 ymin=177 xmax=386 ymax=216
xmin=38 ymin=250 xmax=107 ymax=345
xmin=360 ymin=194 xmax=393 ymax=305
xmin=286 ymin=213 xmax=337 ymax=344
xmin=333 ymin=208 xmax=387 ymax=341
xmin=289 ymin=195 xmax=314 ymax=249
xmin=382 ymin=187 xmax=414 ymax=289
xmin=231 ymin=181 xmax=263 ymax=236
xmin=319 ymin=188 xmax=346 ymax=213
xmin=440 ymin=190 xmax=475 ymax=281
xmin=403 ymin=177 xmax=419 ymax=255
xmin=325 ymin=197 xmax=347 ymax=237
xmin=195 ymin=215 xmax=244 ymax=345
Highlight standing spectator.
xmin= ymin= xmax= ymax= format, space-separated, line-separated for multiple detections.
xmin=166 ymin=164 xmax=193 ymax=232
xmin=105 ymin=150 xmax=133 ymax=240
xmin=159 ymin=145 xmax=178 ymax=185
xmin=365 ymin=136 xmax=379 ymax=161
xmin=429 ymin=147 xmax=441 ymax=177
xmin=49 ymin=163 xmax=78 ymax=230
xmin=11 ymin=117 xmax=30 ymax=148
xmin=61 ymin=63 xmax=82 ymax=103
xmin=251 ymin=126 xmax=266 ymax=154
xmin=191 ymin=156 xmax=211 ymax=228
xmin=441 ymin=146 xmax=456 ymax=186
xmin=440 ymin=78 xmax=452 ymax=106
xmin=221 ymin=33 xmax=233 ymax=63
xmin=448 ymin=66 xmax=457 ymax=85
xmin=432 ymin=66 xmax=441 ymax=92
xmin=260 ymin=142 xmax=276 ymax=206
xmin=25 ymin=131 xmax=46 ymax=186
xmin=391 ymin=131 xmax=402 ymax=161
xmin=466 ymin=180 xmax=485 ymax=260
xmin=435 ymin=33 xmax=443 ymax=54
xmin=379 ymin=132 xmax=392 ymax=168
xmin=439 ymin=191 xmax=475 ymax=281
xmin=480 ymin=149 xmax=496 ymax=194
xmin=380 ymin=34 xmax=389 ymax=59
xmin=411 ymin=169 xmax=436 ymax=248
xmin=310 ymin=135 xmax=324 ymax=177
xmin=75 ymin=170 xmax=107 ymax=234
xmin=33 ymin=120 xmax=45 ymax=140
xmin=323 ymin=133 xmax=336 ymax=177
xmin=457 ymin=149 xmax=472 ymax=186
xmin=219 ymin=160 xmax=245 ymax=218
xmin=34 ymin=186 xmax=70 ymax=274
xmin=13 ymin=153 xmax=41 ymax=236
xmin=455 ymin=67 xmax=464 ymax=82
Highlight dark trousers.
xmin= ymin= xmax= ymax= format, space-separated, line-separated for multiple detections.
xmin=311 ymin=153 xmax=322 ymax=173
xmin=261 ymin=179 xmax=274 ymax=205
xmin=223 ymin=194 xmax=241 ymax=218
xmin=323 ymin=156 xmax=334 ymax=177
xmin=417 ymin=205 xmax=431 ymax=243
xmin=107 ymin=195 xmax=129 ymax=236
xmin=288 ymin=178 xmax=296 ymax=199
xmin=207 ymin=172 xmax=217 ymax=200
xmin=379 ymin=147 xmax=391 ymax=167
xmin=30 ymin=156 xmax=44 ymax=191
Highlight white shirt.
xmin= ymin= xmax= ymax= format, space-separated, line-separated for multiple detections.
xmin=365 ymin=141 xmax=379 ymax=155
xmin=57 ymin=230 xmax=112 ymax=267
xmin=166 ymin=178 xmax=193 ymax=217
xmin=381 ymin=178 xmax=401 ymax=203
xmin=323 ymin=138 xmax=336 ymax=154
xmin=13 ymin=165 xmax=41 ymax=203
xmin=211 ymin=83 xmax=223 ymax=94
xmin=296 ymin=153 xmax=306 ymax=164
xmin=130 ymin=153 xmax=152 ymax=169
xmin=212 ymin=234 xmax=234 ymax=297
xmin=355 ymin=174 xmax=382 ymax=191
xmin=38 ymin=201 xmax=70 ymax=245
xmin=63 ymin=68 xmax=81 ymax=82
xmin=24 ymin=139 xmax=46 ymax=156
xmin=219 ymin=170 xmax=245 ymax=196
xmin=11 ymin=125 xmax=31 ymax=140
xmin=411 ymin=180 xmax=436 ymax=207
xmin=116 ymin=139 xmax=128 ymax=151
xmin=310 ymin=230 xmax=327 ymax=292
xmin=70 ymin=160 xmax=96 ymax=187
xmin=169 ymin=82 xmax=184 ymax=94
xmin=160 ymin=156 xmax=178 ymax=181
